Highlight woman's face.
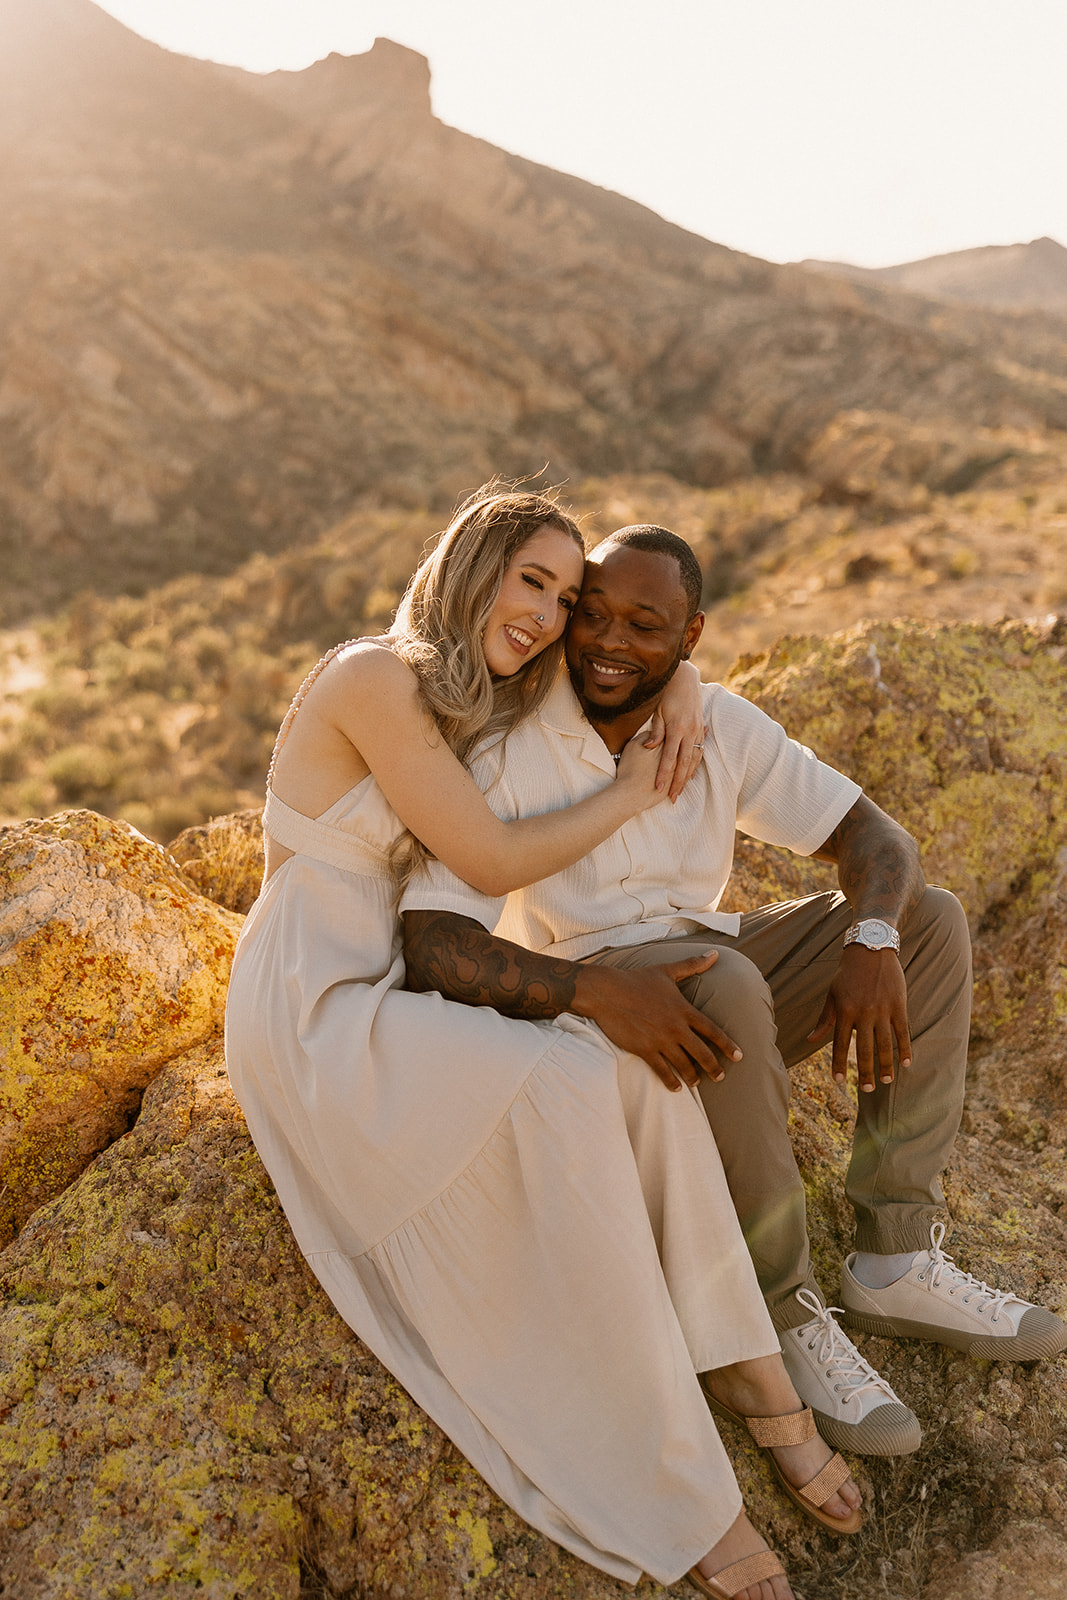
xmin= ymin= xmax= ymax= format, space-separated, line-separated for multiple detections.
xmin=481 ymin=525 xmax=584 ymax=677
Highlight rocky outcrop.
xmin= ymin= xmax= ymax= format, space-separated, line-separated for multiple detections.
xmin=2 ymin=620 xmax=1066 ymax=1598
xmin=726 ymin=617 xmax=1067 ymax=1120
xmin=167 ymin=807 xmax=265 ymax=915
xmin=0 ymin=809 xmax=241 ymax=1247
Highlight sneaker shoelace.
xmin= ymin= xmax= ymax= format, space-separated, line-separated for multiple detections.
xmin=917 ymin=1223 xmax=1022 ymax=1324
xmin=794 ymin=1289 xmax=897 ymax=1407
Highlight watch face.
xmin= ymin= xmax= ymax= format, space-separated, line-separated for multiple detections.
xmin=857 ymin=920 xmax=894 ymax=948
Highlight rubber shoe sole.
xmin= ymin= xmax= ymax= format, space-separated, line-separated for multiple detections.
xmin=806 ymin=1398 xmax=921 ymax=1458
xmin=843 ymin=1303 xmax=1067 ymax=1362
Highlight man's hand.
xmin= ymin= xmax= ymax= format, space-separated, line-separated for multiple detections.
xmin=573 ymin=953 xmax=743 ymax=1091
xmin=810 ymin=794 xmax=924 ymax=1090
xmin=807 ymin=945 xmax=913 ymax=1092
xmin=402 ymin=910 xmax=741 ymax=1092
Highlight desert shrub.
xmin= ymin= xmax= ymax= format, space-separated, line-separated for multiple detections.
xmin=24 ymin=679 xmax=96 ymax=730
xmin=188 ymin=625 xmax=231 ymax=675
xmin=135 ymin=784 xmax=239 ymax=845
xmin=45 ymin=744 xmax=120 ymax=805
xmin=0 ymin=744 xmax=25 ymax=784
xmin=92 ymin=639 xmax=172 ymax=695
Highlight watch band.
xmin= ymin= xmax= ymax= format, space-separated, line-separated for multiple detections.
xmin=843 ymin=918 xmax=901 ymax=953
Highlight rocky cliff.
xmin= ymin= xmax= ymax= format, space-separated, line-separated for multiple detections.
xmin=2 ymin=619 xmax=1065 ymax=1600
xmin=3 ymin=0 xmax=1067 ymax=622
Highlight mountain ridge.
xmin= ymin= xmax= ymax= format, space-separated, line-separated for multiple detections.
xmin=801 ymin=236 xmax=1067 ymax=315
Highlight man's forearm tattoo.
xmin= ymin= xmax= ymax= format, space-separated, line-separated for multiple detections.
xmin=823 ymin=803 xmax=925 ymax=925
xmin=402 ymin=911 xmax=577 ymax=1019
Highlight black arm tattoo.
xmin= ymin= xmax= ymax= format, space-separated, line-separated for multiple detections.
xmin=812 ymin=795 xmax=925 ymax=927
xmin=403 ymin=910 xmax=579 ymax=1019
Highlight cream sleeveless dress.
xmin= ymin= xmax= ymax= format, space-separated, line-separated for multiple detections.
xmin=224 ymin=682 xmax=779 ymax=1584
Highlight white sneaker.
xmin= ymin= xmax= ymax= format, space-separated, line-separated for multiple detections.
xmin=779 ymin=1289 xmax=922 ymax=1457
xmin=841 ymin=1223 xmax=1067 ymax=1361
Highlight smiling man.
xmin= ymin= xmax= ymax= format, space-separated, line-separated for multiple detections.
xmin=401 ymin=524 xmax=1067 ymax=1456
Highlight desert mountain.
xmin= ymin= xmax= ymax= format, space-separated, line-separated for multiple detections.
xmin=2 ymin=0 xmax=1067 ymax=621
xmin=801 ymin=236 xmax=1067 ymax=316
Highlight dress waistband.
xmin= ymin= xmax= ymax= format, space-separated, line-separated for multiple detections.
xmin=263 ymin=789 xmax=395 ymax=880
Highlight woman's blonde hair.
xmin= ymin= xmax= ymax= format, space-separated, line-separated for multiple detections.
xmin=388 ymin=482 xmax=584 ymax=883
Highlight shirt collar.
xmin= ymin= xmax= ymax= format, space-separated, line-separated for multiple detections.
xmin=541 ymin=667 xmax=653 ymax=776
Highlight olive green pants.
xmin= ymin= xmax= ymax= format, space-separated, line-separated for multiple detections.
xmin=585 ymin=887 xmax=972 ymax=1330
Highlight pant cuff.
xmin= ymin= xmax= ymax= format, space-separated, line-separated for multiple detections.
xmin=768 ymin=1275 xmax=825 ymax=1334
xmin=852 ymin=1207 xmax=947 ymax=1256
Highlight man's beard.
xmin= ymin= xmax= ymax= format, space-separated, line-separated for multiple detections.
xmin=567 ymin=642 xmax=687 ymax=725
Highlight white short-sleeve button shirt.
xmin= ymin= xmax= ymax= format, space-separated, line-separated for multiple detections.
xmin=399 ymin=671 xmax=860 ymax=958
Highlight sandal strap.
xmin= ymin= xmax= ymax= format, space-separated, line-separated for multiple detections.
xmin=711 ymin=1551 xmax=787 ymax=1592
xmin=799 ymin=1449 xmax=851 ymax=1508
xmin=744 ymin=1405 xmax=816 ymax=1448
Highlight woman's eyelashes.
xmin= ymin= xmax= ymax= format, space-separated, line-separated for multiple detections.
xmin=522 ymin=572 xmax=575 ymax=612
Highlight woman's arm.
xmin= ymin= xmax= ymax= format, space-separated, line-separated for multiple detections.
xmin=650 ymin=660 xmax=706 ymax=800
xmin=272 ymin=644 xmax=665 ymax=896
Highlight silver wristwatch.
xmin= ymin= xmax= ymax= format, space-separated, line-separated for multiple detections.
xmin=844 ymin=918 xmax=901 ymax=953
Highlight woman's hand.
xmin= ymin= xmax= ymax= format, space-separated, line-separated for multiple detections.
xmin=647 ymin=660 xmax=706 ymax=801
xmin=614 ymin=733 xmax=670 ymax=811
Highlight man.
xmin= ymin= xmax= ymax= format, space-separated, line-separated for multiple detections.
xmin=400 ymin=525 xmax=1067 ymax=1456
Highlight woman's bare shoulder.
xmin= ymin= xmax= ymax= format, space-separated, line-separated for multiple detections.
xmin=322 ymin=637 xmax=415 ymax=689
xmin=310 ymin=637 xmax=426 ymax=728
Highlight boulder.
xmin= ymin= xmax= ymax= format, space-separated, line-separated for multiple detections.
xmin=0 ymin=810 xmax=242 ymax=1247
xmin=166 ymin=807 xmax=265 ymax=915
xmin=922 ymin=1522 xmax=1067 ymax=1600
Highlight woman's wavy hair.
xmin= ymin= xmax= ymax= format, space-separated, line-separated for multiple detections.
xmin=388 ymin=481 xmax=584 ymax=884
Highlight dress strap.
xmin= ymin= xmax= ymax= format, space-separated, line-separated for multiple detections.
xmin=263 ymin=790 xmax=393 ymax=878
xmin=266 ymin=636 xmax=372 ymax=790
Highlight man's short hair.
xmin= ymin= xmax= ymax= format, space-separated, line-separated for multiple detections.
xmin=596 ymin=525 xmax=703 ymax=620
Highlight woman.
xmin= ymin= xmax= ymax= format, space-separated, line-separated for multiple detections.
xmin=225 ymin=486 xmax=862 ymax=1600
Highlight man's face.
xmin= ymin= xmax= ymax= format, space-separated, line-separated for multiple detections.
xmin=565 ymin=546 xmax=704 ymax=724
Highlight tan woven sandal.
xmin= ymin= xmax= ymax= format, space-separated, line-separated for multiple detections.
xmin=702 ymin=1388 xmax=863 ymax=1535
xmin=688 ymin=1549 xmax=787 ymax=1598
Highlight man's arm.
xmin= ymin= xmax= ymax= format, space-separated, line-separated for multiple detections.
xmin=813 ymin=792 xmax=925 ymax=926
xmin=808 ymin=794 xmax=926 ymax=1092
xmin=402 ymin=909 xmax=742 ymax=1092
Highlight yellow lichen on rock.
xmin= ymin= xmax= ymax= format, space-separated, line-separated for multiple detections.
xmin=0 ymin=809 xmax=243 ymax=1246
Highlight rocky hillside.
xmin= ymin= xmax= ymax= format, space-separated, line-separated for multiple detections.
xmin=3 ymin=0 xmax=1067 ymax=623
xmin=802 ymin=236 xmax=1067 ymax=316
xmin=2 ymin=439 xmax=1064 ymax=842
xmin=2 ymin=618 xmax=1066 ymax=1599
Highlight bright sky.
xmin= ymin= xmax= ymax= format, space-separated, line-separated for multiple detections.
xmin=93 ymin=0 xmax=1067 ymax=269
